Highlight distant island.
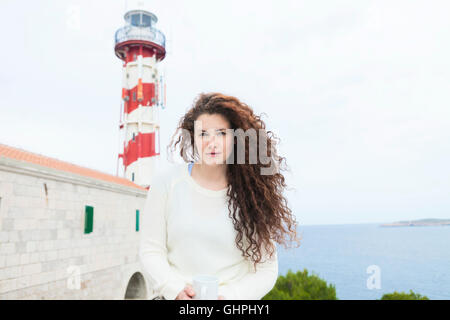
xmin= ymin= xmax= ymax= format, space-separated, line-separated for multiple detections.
xmin=380 ymin=218 xmax=450 ymax=227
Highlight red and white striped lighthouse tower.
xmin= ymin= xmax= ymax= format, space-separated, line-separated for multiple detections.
xmin=114 ymin=1 xmax=166 ymax=188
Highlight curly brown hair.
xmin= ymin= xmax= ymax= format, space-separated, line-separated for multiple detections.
xmin=167 ymin=92 xmax=301 ymax=271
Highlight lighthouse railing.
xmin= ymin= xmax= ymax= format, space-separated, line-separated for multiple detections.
xmin=115 ymin=26 xmax=165 ymax=48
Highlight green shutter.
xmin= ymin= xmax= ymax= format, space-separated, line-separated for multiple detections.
xmin=136 ymin=209 xmax=140 ymax=231
xmin=84 ymin=205 xmax=94 ymax=234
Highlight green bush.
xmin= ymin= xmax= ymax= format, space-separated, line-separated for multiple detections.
xmin=262 ymin=268 xmax=338 ymax=300
xmin=380 ymin=290 xmax=429 ymax=300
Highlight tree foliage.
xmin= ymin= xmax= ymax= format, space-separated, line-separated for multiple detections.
xmin=380 ymin=290 xmax=429 ymax=300
xmin=262 ymin=268 xmax=338 ymax=300
xmin=261 ymin=268 xmax=429 ymax=300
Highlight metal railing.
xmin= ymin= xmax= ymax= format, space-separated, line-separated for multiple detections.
xmin=115 ymin=25 xmax=165 ymax=48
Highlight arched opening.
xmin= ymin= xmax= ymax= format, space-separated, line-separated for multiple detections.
xmin=124 ymin=272 xmax=147 ymax=300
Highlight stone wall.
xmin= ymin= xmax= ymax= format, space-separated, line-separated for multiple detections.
xmin=0 ymin=157 xmax=154 ymax=299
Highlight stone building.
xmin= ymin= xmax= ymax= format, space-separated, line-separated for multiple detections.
xmin=0 ymin=143 xmax=156 ymax=299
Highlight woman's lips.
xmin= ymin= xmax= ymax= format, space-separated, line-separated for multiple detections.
xmin=207 ymin=152 xmax=221 ymax=157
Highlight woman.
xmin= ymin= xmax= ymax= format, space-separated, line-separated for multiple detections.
xmin=139 ymin=92 xmax=301 ymax=300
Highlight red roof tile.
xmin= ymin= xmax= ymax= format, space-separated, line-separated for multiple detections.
xmin=0 ymin=143 xmax=146 ymax=191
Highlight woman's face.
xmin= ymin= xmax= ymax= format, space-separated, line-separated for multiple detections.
xmin=194 ymin=113 xmax=234 ymax=165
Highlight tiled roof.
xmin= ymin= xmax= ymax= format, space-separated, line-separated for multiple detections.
xmin=0 ymin=143 xmax=146 ymax=191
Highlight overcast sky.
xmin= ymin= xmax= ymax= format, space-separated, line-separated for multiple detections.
xmin=1 ymin=0 xmax=449 ymax=225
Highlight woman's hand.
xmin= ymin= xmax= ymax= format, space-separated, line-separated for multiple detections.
xmin=175 ymin=284 xmax=195 ymax=300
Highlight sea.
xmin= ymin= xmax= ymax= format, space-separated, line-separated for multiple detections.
xmin=276 ymin=222 xmax=450 ymax=300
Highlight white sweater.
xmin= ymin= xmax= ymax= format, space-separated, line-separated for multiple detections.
xmin=139 ymin=162 xmax=278 ymax=300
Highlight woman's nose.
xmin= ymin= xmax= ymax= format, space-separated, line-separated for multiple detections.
xmin=207 ymin=133 xmax=218 ymax=144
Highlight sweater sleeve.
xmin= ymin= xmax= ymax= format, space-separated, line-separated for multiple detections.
xmin=217 ymin=240 xmax=279 ymax=300
xmin=138 ymin=172 xmax=187 ymax=300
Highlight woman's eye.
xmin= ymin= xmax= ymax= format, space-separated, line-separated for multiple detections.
xmin=199 ymin=131 xmax=226 ymax=137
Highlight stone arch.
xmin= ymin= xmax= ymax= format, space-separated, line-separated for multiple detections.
xmin=124 ymin=272 xmax=147 ymax=300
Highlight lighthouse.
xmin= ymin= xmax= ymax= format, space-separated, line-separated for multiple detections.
xmin=114 ymin=1 xmax=166 ymax=188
